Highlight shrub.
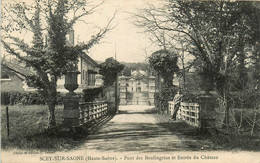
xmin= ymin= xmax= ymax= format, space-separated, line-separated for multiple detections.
xmin=82 ymin=87 xmax=103 ymax=102
xmin=1 ymin=91 xmax=64 ymax=105
xmin=181 ymin=92 xmax=198 ymax=103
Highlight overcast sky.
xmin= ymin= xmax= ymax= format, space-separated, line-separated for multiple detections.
xmin=1 ymin=0 xmax=166 ymax=63
xmin=74 ymin=0 xmax=165 ymax=63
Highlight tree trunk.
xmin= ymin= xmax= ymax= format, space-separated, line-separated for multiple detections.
xmin=221 ymin=90 xmax=230 ymax=132
xmin=47 ymin=102 xmax=56 ymax=128
xmin=251 ymin=109 xmax=257 ymax=136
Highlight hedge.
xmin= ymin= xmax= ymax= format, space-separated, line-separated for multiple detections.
xmin=1 ymin=91 xmax=64 ymax=105
xmin=82 ymin=87 xmax=103 ymax=102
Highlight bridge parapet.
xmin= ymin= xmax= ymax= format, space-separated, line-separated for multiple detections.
xmin=168 ymin=95 xmax=216 ymax=131
xmin=169 ymin=102 xmax=200 ymax=127
xmin=79 ymin=101 xmax=108 ymax=126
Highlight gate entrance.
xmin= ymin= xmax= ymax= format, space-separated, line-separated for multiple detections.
xmin=125 ymin=92 xmax=150 ymax=105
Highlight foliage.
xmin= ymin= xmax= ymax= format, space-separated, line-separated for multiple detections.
xmin=166 ymin=1 xmax=259 ymax=95
xmin=132 ymin=71 xmax=147 ymax=81
xmin=149 ymin=50 xmax=179 ymax=113
xmin=136 ymin=1 xmax=260 ymax=129
xmin=122 ymin=67 xmax=132 ymax=76
xmin=197 ymin=66 xmax=216 ymax=93
xmin=99 ymin=57 xmax=125 ymax=87
xmin=159 ymin=85 xmax=178 ymax=113
xmin=1 ymin=91 xmax=66 ymax=105
xmin=154 ymin=92 xmax=160 ymax=113
xmin=2 ymin=0 xmax=115 ymax=128
xmin=149 ymin=49 xmax=179 ymax=81
xmin=82 ymin=87 xmax=103 ymax=102
xmin=136 ymin=1 xmax=260 ymax=92
xmin=181 ymin=92 xmax=198 ymax=103
xmin=121 ymin=62 xmax=150 ymax=72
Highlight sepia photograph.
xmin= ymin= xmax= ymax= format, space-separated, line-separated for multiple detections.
xmin=1 ymin=0 xmax=260 ymax=162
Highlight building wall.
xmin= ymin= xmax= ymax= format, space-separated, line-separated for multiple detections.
xmin=56 ymin=55 xmax=100 ymax=93
xmin=1 ymin=68 xmax=25 ymax=92
xmin=95 ymin=74 xmax=103 ymax=87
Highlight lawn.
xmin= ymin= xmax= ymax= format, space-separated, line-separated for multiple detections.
xmin=1 ymin=105 xmax=88 ymax=151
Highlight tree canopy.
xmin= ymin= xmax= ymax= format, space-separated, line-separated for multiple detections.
xmin=99 ymin=57 xmax=125 ymax=87
xmin=1 ymin=0 xmax=116 ymax=128
xmin=135 ymin=1 xmax=260 ymax=93
xmin=149 ymin=49 xmax=179 ymax=86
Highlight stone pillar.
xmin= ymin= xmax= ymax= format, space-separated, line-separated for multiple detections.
xmin=63 ymin=71 xmax=80 ymax=128
xmin=104 ymin=85 xmax=116 ymax=114
xmin=119 ymin=76 xmax=127 ymax=105
xmin=63 ymin=95 xmax=80 ymax=127
xmin=198 ymin=95 xmax=217 ymax=133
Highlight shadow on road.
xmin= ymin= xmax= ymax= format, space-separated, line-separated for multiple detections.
xmin=83 ymin=106 xmax=220 ymax=152
xmin=118 ymin=108 xmax=157 ymax=115
xmin=85 ymin=121 xmax=188 ymax=152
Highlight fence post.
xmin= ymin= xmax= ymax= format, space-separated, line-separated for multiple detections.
xmin=199 ymin=95 xmax=217 ymax=133
xmin=6 ymin=106 xmax=10 ymax=139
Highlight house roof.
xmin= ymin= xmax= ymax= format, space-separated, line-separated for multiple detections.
xmin=132 ymin=70 xmax=147 ymax=76
xmin=1 ymin=59 xmax=34 ymax=79
xmin=79 ymin=52 xmax=99 ymax=67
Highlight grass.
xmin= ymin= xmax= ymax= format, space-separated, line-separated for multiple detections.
xmin=1 ymin=105 xmax=90 ymax=151
xmin=2 ymin=105 xmax=259 ymax=152
xmin=151 ymin=107 xmax=260 ymax=151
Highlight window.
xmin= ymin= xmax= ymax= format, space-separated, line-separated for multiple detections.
xmin=88 ymin=73 xmax=95 ymax=86
xmin=1 ymin=74 xmax=9 ymax=79
xmin=1 ymin=74 xmax=11 ymax=82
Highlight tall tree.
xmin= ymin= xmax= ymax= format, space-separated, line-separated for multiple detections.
xmin=1 ymin=0 xmax=116 ymax=128
xmin=135 ymin=1 xmax=260 ymax=129
xmin=149 ymin=49 xmax=179 ymax=113
xmin=99 ymin=57 xmax=125 ymax=87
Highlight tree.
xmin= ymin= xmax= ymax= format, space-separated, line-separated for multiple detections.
xmin=99 ymin=57 xmax=125 ymax=87
xmin=135 ymin=1 xmax=260 ymax=129
xmin=149 ymin=49 xmax=179 ymax=113
xmin=134 ymin=6 xmax=196 ymax=91
xmin=149 ymin=49 xmax=179 ymax=87
xmin=1 ymin=0 xmax=116 ymax=128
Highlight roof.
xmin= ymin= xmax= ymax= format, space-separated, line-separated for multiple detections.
xmin=79 ymin=52 xmax=99 ymax=67
xmin=131 ymin=70 xmax=147 ymax=76
xmin=1 ymin=59 xmax=34 ymax=79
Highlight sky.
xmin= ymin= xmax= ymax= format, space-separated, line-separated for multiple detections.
xmin=73 ymin=0 xmax=165 ymax=63
xmin=1 ymin=0 xmax=166 ymax=63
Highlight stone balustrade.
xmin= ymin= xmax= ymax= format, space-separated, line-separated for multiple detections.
xmin=79 ymin=101 xmax=108 ymax=126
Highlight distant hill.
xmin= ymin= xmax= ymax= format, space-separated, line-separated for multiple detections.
xmin=121 ymin=62 xmax=154 ymax=77
xmin=95 ymin=60 xmax=154 ymax=76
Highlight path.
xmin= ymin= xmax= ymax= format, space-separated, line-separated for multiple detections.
xmin=79 ymin=105 xmax=211 ymax=153
xmin=1 ymin=105 xmax=229 ymax=163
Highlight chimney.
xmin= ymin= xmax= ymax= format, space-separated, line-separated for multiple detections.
xmin=69 ymin=30 xmax=74 ymax=45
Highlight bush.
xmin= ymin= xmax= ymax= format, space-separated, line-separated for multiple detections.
xmin=181 ymin=91 xmax=199 ymax=103
xmin=1 ymin=91 xmax=64 ymax=105
xmin=82 ymin=87 xmax=103 ymax=102
xmin=154 ymin=92 xmax=160 ymax=112
xmin=160 ymin=86 xmax=177 ymax=112
xmin=229 ymin=91 xmax=260 ymax=109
